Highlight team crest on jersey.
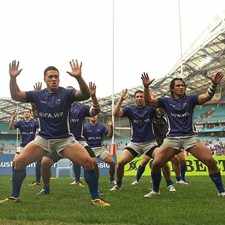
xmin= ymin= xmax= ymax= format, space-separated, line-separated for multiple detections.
xmin=169 ymin=103 xmax=188 ymax=111
xmin=56 ymin=98 xmax=61 ymax=104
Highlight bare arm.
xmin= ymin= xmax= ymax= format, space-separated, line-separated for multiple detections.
xmin=67 ymin=59 xmax=90 ymax=101
xmin=89 ymin=82 xmax=101 ymax=115
xmin=198 ymin=72 xmax=224 ymax=105
xmin=106 ymin=121 xmax=113 ymax=138
xmin=141 ymin=72 xmax=159 ymax=106
xmin=113 ymin=89 xmax=128 ymax=117
xmin=9 ymin=112 xmax=16 ymax=129
xmin=9 ymin=60 xmax=27 ymax=102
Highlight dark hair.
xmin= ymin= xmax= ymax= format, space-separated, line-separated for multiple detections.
xmin=24 ymin=108 xmax=31 ymax=113
xmin=44 ymin=66 xmax=59 ymax=76
xmin=134 ymin=90 xmax=144 ymax=96
xmin=169 ymin=78 xmax=186 ymax=96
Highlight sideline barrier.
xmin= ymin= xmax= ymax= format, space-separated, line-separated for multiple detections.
xmin=0 ymin=154 xmax=110 ymax=176
xmin=124 ymin=155 xmax=225 ymax=176
xmin=2 ymin=153 xmax=224 ymax=176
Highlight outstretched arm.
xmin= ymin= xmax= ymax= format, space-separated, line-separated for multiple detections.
xmin=67 ymin=59 xmax=90 ymax=101
xmin=198 ymin=72 xmax=224 ymax=105
xmin=141 ymin=72 xmax=158 ymax=106
xmin=9 ymin=111 xmax=16 ymax=129
xmin=89 ymin=82 xmax=101 ymax=115
xmin=106 ymin=121 xmax=113 ymax=138
xmin=9 ymin=60 xmax=27 ymax=102
xmin=113 ymin=89 xmax=128 ymax=117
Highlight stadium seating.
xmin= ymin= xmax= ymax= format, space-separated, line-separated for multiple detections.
xmin=194 ymin=104 xmax=225 ymax=123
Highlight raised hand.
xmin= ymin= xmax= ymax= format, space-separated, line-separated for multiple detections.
xmin=89 ymin=82 xmax=96 ymax=96
xmin=67 ymin=59 xmax=82 ymax=79
xmin=121 ymin=89 xmax=128 ymax=100
xmin=211 ymin=72 xmax=224 ymax=85
xmin=141 ymin=72 xmax=155 ymax=88
xmin=9 ymin=60 xmax=22 ymax=78
xmin=11 ymin=111 xmax=17 ymax=118
xmin=33 ymin=82 xmax=42 ymax=91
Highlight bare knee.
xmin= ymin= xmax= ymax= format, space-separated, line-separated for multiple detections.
xmin=151 ymin=158 xmax=165 ymax=170
xmin=13 ymin=158 xmax=26 ymax=170
xmin=83 ymin=157 xmax=95 ymax=170
xmin=117 ymin=160 xmax=127 ymax=169
xmin=204 ymin=157 xmax=217 ymax=170
xmin=41 ymin=157 xmax=53 ymax=169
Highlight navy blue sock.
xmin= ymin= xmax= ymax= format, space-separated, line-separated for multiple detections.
xmin=11 ymin=167 xmax=26 ymax=198
xmin=166 ymin=179 xmax=173 ymax=186
xmin=35 ymin=161 xmax=41 ymax=183
xmin=180 ymin=163 xmax=187 ymax=181
xmin=151 ymin=169 xmax=162 ymax=192
xmin=210 ymin=172 xmax=225 ymax=193
xmin=109 ymin=163 xmax=115 ymax=182
xmin=43 ymin=184 xmax=50 ymax=194
xmin=136 ymin=165 xmax=146 ymax=181
xmin=84 ymin=169 xmax=99 ymax=199
xmin=176 ymin=176 xmax=182 ymax=181
xmin=73 ymin=162 xmax=81 ymax=182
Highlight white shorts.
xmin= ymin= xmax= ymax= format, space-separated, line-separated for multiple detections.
xmin=160 ymin=136 xmax=199 ymax=151
xmin=78 ymin=140 xmax=88 ymax=147
xmin=125 ymin=141 xmax=157 ymax=156
xmin=92 ymin=147 xmax=109 ymax=160
xmin=31 ymin=135 xmax=78 ymax=157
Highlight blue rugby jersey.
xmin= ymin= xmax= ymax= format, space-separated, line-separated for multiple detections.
xmin=15 ymin=119 xmax=39 ymax=147
xmin=122 ymin=105 xmax=155 ymax=143
xmin=83 ymin=122 xmax=108 ymax=148
xmin=69 ymin=103 xmax=94 ymax=140
xmin=158 ymin=95 xmax=198 ymax=137
xmin=25 ymin=87 xmax=77 ymax=139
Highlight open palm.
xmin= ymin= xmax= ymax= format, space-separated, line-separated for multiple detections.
xmin=9 ymin=60 xmax=22 ymax=78
xmin=67 ymin=59 xmax=82 ymax=78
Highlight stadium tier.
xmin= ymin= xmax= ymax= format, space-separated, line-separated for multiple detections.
xmin=194 ymin=104 xmax=225 ymax=123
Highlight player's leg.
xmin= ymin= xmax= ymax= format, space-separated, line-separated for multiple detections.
xmin=162 ymin=163 xmax=176 ymax=192
xmin=145 ymin=145 xmax=177 ymax=197
xmin=70 ymin=162 xmax=83 ymax=186
xmin=189 ymin=141 xmax=225 ymax=196
xmin=37 ymin=156 xmax=55 ymax=195
xmin=99 ymin=152 xmax=115 ymax=185
xmin=111 ymin=148 xmax=135 ymax=191
xmin=132 ymin=155 xmax=150 ymax=185
xmin=61 ymin=142 xmax=110 ymax=206
xmin=5 ymin=143 xmax=44 ymax=202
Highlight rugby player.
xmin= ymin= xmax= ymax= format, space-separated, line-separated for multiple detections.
xmin=142 ymin=72 xmax=225 ymax=197
xmin=1 ymin=60 xmax=109 ymax=207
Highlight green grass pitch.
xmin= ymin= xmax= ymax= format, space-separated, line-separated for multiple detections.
xmin=0 ymin=176 xmax=225 ymax=225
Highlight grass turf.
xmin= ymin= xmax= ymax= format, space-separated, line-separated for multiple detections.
xmin=0 ymin=176 xmax=225 ymax=225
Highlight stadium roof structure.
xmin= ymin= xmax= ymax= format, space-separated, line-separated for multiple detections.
xmin=1 ymin=16 xmax=225 ymax=121
xmin=88 ymin=16 xmax=225 ymax=116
